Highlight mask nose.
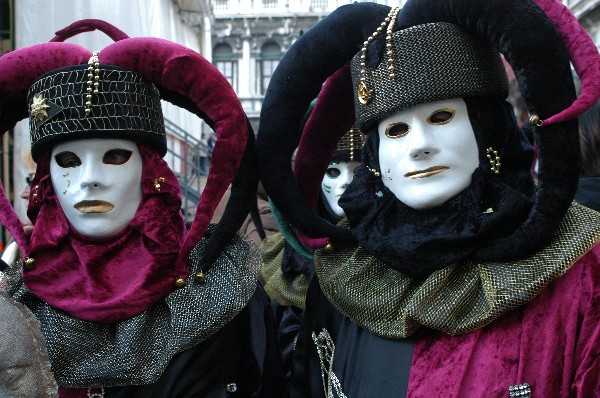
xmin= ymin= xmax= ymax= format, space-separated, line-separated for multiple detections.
xmin=80 ymin=181 xmax=100 ymax=189
xmin=339 ymin=170 xmax=354 ymax=190
xmin=407 ymin=120 xmax=439 ymax=159
xmin=79 ymin=162 xmax=104 ymax=190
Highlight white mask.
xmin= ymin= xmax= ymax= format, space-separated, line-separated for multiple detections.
xmin=377 ymin=98 xmax=479 ymax=210
xmin=321 ymin=160 xmax=360 ymax=218
xmin=50 ymin=138 xmax=143 ymax=238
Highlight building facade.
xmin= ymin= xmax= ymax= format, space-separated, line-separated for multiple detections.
xmin=208 ymin=0 xmax=403 ymax=132
xmin=204 ymin=0 xmax=600 ymax=133
xmin=568 ymin=0 xmax=600 ymax=48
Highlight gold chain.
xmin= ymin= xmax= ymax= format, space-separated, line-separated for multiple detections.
xmin=357 ymin=7 xmax=400 ymax=105
xmin=85 ymin=51 xmax=100 ymax=115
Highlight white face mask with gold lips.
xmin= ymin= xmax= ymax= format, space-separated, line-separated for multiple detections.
xmin=378 ymin=98 xmax=479 ymax=210
xmin=50 ymin=138 xmax=143 ymax=239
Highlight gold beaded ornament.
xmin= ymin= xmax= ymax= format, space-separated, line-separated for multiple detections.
xmin=154 ymin=177 xmax=165 ymax=192
xmin=85 ymin=51 xmax=101 ymax=115
xmin=528 ymin=114 xmax=543 ymax=127
xmin=486 ymin=147 xmax=501 ymax=174
xmin=357 ymin=7 xmax=401 ymax=105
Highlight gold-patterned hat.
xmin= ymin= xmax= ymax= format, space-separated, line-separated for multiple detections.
xmin=27 ymin=62 xmax=165 ymax=161
xmin=350 ymin=22 xmax=508 ymax=131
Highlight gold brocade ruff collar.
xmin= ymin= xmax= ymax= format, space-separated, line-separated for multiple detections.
xmin=315 ymin=202 xmax=600 ymax=339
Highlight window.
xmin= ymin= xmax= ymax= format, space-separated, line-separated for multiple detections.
xmin=310 ymin=0 xmax=328 ymax=10
xmin=260 ymin=42 xmax=281 ymax=94
xmin=214 ymin=0 xmax=230 ymax=10
xmin=0 ymin=0 xmax=10 ymax=55
xmin=262 ymin=0 xmax=278 ymax=9
xmin=213 ymin=43 xmax=237 ymax=91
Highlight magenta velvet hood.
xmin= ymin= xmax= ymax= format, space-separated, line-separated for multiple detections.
xmin=0 ymin=20 xmax=252 ymax=322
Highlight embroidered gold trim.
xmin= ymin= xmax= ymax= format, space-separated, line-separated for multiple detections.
xmin=312 ymin=328 xmax=347 ymax=398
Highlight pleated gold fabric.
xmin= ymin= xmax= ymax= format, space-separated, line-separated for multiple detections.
xmin=260 ymin=233 xmax=311 ymax=310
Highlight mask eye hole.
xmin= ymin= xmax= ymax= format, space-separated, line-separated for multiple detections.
xmin=55 ymin=151 xmax=82 ymax=168
xmin=103 ymin=149 xmax=133 ymax=165
xmin=427 ymin=108 xmax=455 ymax=125
xmin=385 ymin=122 xmax=410 ymax=138
xmin=326 ymin=168 xmax=341 ymax=179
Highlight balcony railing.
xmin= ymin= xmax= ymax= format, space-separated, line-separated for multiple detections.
xmin=164 ymin=117 xmax=211 ymax=220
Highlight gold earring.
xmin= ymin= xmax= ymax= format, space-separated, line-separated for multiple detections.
xmin=154 ymin=177 xmax=165 ymax=191
xmin=367 ymin=166 xmax=380 ymax=177
xmin=486 ymin=148 xmax=501 ymax=174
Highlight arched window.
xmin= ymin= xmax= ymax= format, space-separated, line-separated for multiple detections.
xmin=260 ymin=42 xmax=281 ymax=94
xmin=213 ymin=43 xmax=237 ymax=90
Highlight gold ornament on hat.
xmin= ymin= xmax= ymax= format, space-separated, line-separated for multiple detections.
xmin=30 ymin=94 xmax=50 ymax=122
xmin=357 ymin=7 xmax=400 ymax=105
xmin=85 ymin=51 xmax=101 ymax=116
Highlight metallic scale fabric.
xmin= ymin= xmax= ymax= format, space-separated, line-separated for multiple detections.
xmin=0 ymin=292 xmax=58 ymax=398
xmin=350 ymin=23 xmax=508 ymax=130
xmin=2 ymin=225 xmax=259 ymax=388
xmin=315 ymin=202 xmax=600 ymax=339
xmin=331 ymin=125 xmax=366 ymax=162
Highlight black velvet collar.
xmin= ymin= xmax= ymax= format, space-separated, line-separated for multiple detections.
xmin=342 ymin=166 xmax=534 ymax=280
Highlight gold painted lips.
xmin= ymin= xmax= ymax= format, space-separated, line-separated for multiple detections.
xmin=74 ymin=200 xmax=115 ymax=213
xmin=404 ymin=166 xmax=449 ymax=179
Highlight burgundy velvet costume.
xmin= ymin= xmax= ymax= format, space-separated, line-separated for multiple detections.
xmin=0 ymin=20 xmax=285 ymax=397
xmin=408 ymin=247 xmax=600 ymax=397
xmin=255 ymin=0 xmax=600 ymax=397
xmin=290 ymin=245 xmax=600 ymax=397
